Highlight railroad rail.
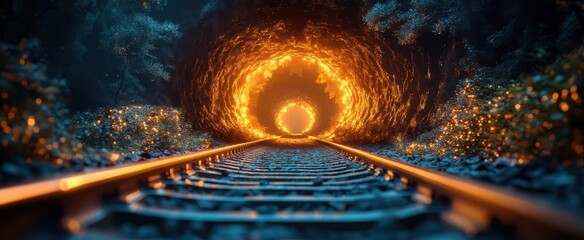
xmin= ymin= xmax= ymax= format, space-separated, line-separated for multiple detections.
xmin=0 ymin=136 xmax=583 ymax=239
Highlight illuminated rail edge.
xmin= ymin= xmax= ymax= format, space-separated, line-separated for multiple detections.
xmin=314 ymin=138 xmax=584 ymax=239
xmin=0 ymin=137 xmax=582 ymax=239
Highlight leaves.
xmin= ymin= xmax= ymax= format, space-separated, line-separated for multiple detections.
xmin=99 ymin=9 xmax=180 ymax=105
xmin=73 ymin=105 xmax=213 ymax=154
xmin=0 ymin=42 xmax=81 ymax=165
xmin=394 ymin=47 xmax=584 ymax=163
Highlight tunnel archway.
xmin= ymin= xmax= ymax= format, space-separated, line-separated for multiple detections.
xmin=174 ymin=0 xmax=452 ymax=143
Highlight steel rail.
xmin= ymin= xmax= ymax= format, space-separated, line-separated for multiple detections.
xmin=0 ymin=138 xmax=272 ymax=208
xmin=2 ymin=135 xmax=583 ymax=239
xmin=314 ymin=137 xmax=584 ymax=239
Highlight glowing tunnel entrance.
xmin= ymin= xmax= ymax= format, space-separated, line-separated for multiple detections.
xmin=176 ymin=1 xmax=443 ymax=143
xmin=234 ymin=56 xmax=350 ymax=138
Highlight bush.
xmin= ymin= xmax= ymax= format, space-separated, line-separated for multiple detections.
xmin=101 ymin=14 xmax=180 ymax=105
xmin=394 ymin=78 xmax=491 ymax=159
xmin=0 ymin=40 xmax=82 ymax=166
xmin=396 ymin=47 xmax=584 ymax=164
xmin=486 ymin=47 xmax=584 ymax=163
xmin=74 ymin=105 xmax=212 ymax=153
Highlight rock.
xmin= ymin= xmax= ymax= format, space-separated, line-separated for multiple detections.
xmin=140 ymin=152 xmax=152 ymax=159
xmin=524 ymin=167 xmax=546 ymax=178
xmin=493 ymin=158 xmax=517 ymax=168
xmin=467 ymin=170 xmax=490 ymax=180
xmin=123 ymin=154 xmax=141 ymax=162
xmin=150 ymin=151 xmax=162 ymax=158
xmin=540 ymin=172 xmax=575 ymax=188
xmin=493 ymin=167 xmax=522 ymax=183
xmin=465 ymin=156 xmax=481 ymax=165
xmin=446 ymin=167 xmax=466 ymax=175
xmin=509 ymin=178 xmax=533 ymax=190
xmin=471 ymin=162 xmax=490 ymax=171
xmin=509 ymin=178 xmax=548 ymax=192
xmin=3 ymin=162 xmax=23 ymax=176
xmin=437 ymin=159 xmax=454 ymax=168
xmin=420 ymin=161 xmax=436 ymax=169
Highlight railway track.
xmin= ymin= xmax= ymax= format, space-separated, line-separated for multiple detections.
xmin=1 ymin=137 xmax=583 ymax=239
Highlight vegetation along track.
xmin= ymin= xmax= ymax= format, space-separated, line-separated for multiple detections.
xmin=1 ymin=137 xmax=583 ymax=239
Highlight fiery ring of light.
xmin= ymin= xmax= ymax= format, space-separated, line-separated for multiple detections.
xmin=275 ymin=101 xmax=317 ymax=134
xmin=233 ymin=54 xmax=354 ymax=138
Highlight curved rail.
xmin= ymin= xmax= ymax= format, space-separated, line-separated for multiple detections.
xmin=314 ymin=138 xmax=584 ymax=239
xmin=0 ymin=138 xmax=272 ymax=208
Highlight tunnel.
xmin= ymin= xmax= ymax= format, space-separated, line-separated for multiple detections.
xmin=174 ymin=0 xmax=454 ymax=143
xmin=2 ymin=0 xmax=584 ymax=239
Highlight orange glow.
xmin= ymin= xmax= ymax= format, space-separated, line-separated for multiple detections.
xmin=233 ymin=55 xmax=353 ymax=139
xmin=315 ymin=138 xmax=584 ymax=237
xmin=64 ymin=218 xmax=81 ymax=233
xmin=179 ymin=19 xmax=427 ymax=142
xmin=276 ymin=101 xmax=316 ymax=134
xmin=197 ymin=179 xmax=205 ymax=187
xmin=178 ymin=7 xmax=439 ymax=142
xmin=0 ymin=139 xmax=270 ymax=207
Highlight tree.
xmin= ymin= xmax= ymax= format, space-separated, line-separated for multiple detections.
xmin=101 ymin=14 xmax=180 ymax=105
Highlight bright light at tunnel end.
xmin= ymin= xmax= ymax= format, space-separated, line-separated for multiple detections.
xmin=276 ymin=101 xmax=316 ymax=135
xmin=233 ymin=55 xmax=354 ymax=139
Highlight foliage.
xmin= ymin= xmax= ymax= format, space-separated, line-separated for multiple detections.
xmin=364 ymin=0 xmax=489 ymax=45
xmin=0 ymin=0 xmax=186 ymax=109
xmin=0 ymin=40 xmax=83 ymax=165
xmin=486 ymin=47 xmax=583 ymax=163
xmin=101 ymin=14 xmax=180 ymax=105
xmin=364 ymin=0 xmax=582 ymax=139
xmin=74 ymin=105 xmax=213 ymax=154
xmin=200 ymin=0 xmax=221 ymax=19
xmin=395 ymin=47 xmax=584 ymax=163
xmin=394 ymin=78 xmax=492 ymax=159
xmin=364 ymin=0 xmax=583 ymax=79
xmin=140 ymin=0 xmax=167 ymax=10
